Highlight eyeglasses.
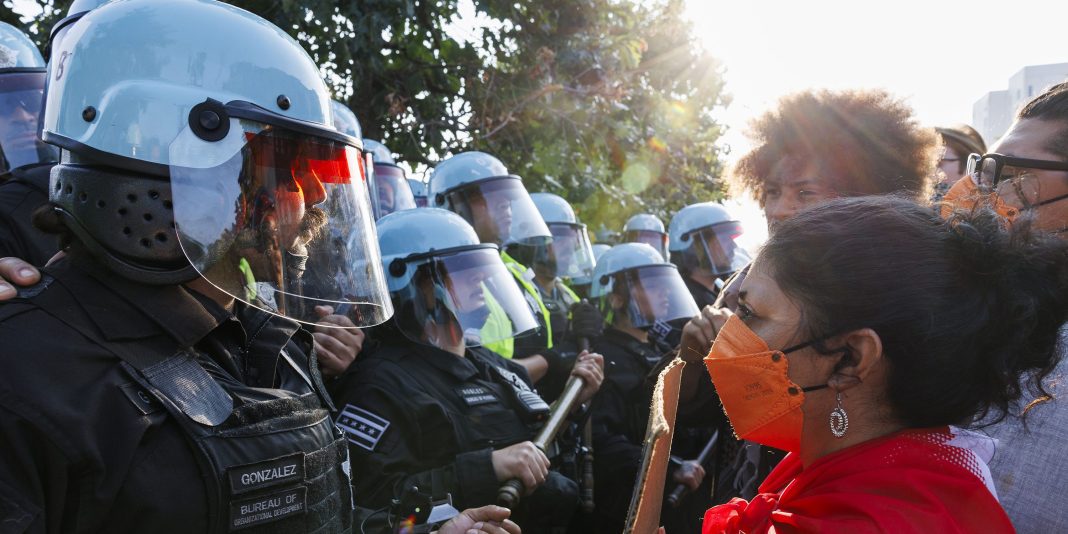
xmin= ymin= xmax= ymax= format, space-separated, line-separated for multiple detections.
xmin=967 ymin=153 xmax=1068 ymax=190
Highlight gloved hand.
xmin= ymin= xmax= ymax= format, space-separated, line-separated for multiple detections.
xmin=568 ymin=300 xmax=604 ymax=341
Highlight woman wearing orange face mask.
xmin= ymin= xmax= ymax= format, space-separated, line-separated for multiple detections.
xmin=699 ymin=196 xmax=1068 ymax=533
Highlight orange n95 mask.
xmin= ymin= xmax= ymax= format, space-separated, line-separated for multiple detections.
xmin=703 ymin=315 xmax=828 ymax=453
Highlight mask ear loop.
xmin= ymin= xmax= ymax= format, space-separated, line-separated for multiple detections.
xmin=780 ymin=336 xmax=855 ymax=394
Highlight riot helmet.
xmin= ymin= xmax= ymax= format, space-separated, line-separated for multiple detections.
xmin=378 ymin=208 xmax=538 ymax=352
xmin=527 ymin=192 xmax=595 ymax=283
xmin=590 ymin=243 xmax=698 ymax=329
xmin=429 ymin=151 xmax=551 ymax=247
xmin=622 ymin=213 xmax=668 ymax=260
xmin=0 ymin=22 xmax=57 ymax=178
xmin=42 ymin=0 xmax=390 ymax=328
xmin=364 ymin=138 xmax=416 ymax=219
xmin=668 ymin=202 xmax=750 ymax=277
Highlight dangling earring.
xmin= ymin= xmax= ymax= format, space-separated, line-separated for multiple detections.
xmin=829 ymin=392 xmax=849 ymax=438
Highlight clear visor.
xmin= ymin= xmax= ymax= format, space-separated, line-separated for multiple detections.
xmin=624 ymin=229 xmax=669 ymax=259
xmin=169 ymin=120 xmax=392 ymax=328
xmin=370 ymin=164 xmax=417 ymax=219
xmin=394 ymin=247 xmax=539 ymax=349
xmin=0 ymin=71 xmax=57 ymax=173
xmin=686 ymin=222 xmax=751 ymax=276
xmin=610 ymin=265 xmax=699 ymax=329
xmin=448 ymin=178 xmax=551 ymax=246
xmin=534 ymin=222 xmax=596 ymax=282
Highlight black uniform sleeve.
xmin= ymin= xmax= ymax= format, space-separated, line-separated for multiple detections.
xmin=333 ymin=368 xmax=501 ymax=510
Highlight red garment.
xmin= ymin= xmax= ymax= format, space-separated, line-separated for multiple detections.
xmin=702 ymin=427 xmax=1015 ymax=534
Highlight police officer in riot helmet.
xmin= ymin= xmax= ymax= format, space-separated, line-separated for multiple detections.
xmin=511 ymin=192 xmax=605 ymax=401
xmin=0 ymin=1 xmax=394 ymax=531
xmin=429 ymin=151 xmax=560 ymax=382
xmin=667 ymin=202 xmax=751 ymax=309
xmin=622 ymin=213 xmax=669 ymax=260
xmin=363 ymin=138 xmax=417 ymax=219
xmin=588 ymin=243 xmax=704 ymax=534
xmin=330 ymin=207 xmax=603 ymax=532
xmin=0 ymin=21 xmax=60 ymax=264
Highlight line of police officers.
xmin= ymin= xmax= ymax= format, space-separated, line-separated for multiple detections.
xmin=0 ymin=2 xmax=752 ymax=532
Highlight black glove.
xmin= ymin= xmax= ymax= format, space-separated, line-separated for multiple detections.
xmin=568 ymin=300 xmax=604 ymax=341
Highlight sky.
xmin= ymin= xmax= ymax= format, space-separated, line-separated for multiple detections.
xmin=685 ymin=0 xmax=1068 ymax=161
xmin=683 ymin=0 xmax=1068 ymax=247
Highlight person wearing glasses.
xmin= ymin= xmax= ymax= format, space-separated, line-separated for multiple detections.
xmin=932 ymin=124 xmax=985 ymax=201
xmin=956 ymin=81 xmax=1068 ymax=533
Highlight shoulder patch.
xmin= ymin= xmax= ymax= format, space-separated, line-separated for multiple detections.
xmin=336 ymin=404 xmax=390 ymax=452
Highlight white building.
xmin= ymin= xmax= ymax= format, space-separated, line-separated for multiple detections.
xmin=973 ymin=62 xmax=1068 ymax=144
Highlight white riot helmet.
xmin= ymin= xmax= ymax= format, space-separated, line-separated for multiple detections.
xmin=0 ymin=21 xmax=57 ymax=177
xmin=590 ymin=243 xmax=698 ymax=329
xmin=623 ymin=213 xmax=668 ymax=260
xmin=42 ymin=0 xmax=390 ymax=328
xmin=429 ymin=151 xmax=551 ymax=247
xmin=363 ymin=138 xmax=416 ymax=219
xmin=527 ymin=192 xmax=595 ymax=282
xmin=668 ymin=202 xmax=751 ymax=277
xmin=378 ymin=208 xmax=538 ymax=350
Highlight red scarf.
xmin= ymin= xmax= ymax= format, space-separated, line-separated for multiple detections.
xmin=703 ymin=427 xmax=1015 ymax=534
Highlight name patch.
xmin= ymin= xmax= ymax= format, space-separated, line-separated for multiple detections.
xmin=457 ymin=386 xmax=497 ymax=407
xmin=230 ymin=486 xmax=306 ymax=530
xmin=228 ymin=453 xmax=305 ymax=495
xmin=337 ymin=404 xmax=390 ymax=452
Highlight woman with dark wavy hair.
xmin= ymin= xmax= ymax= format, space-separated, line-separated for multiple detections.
xmin=696 ymin=196 xmax=1068 ymax=533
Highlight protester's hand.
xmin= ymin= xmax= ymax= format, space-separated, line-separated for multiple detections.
xmin=568 ymin=301 xmax=604 ymax=341
xmin=571 ymin=350 xmax=604 ymax=405
xmin=672 ymin=460 xmax=706 ymax=491
xmin=0 ymin=257 xmax=41 ymax=301
xmin=679 ymin=306 xmax=732 ymax=363
xmin=312 ymin=305 xmax=365 ymax=378
xmin=491 ymin=441 xmax=550 ymax=492
xmin=436 ymin=505 xmax=521 ymax=534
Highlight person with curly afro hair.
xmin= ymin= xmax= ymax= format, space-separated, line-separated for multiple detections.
xmin=730 ymin=89 xmax=940 ymax=231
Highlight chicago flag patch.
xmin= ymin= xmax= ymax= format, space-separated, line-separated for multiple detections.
xmin=337 ymin=404 xmax=390 ymax=452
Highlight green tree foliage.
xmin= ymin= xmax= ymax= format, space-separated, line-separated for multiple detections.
xmin=4 ymin=0 xmax=728 ymax=234
xmin=468 ymin=0 xmax=729 ymax=233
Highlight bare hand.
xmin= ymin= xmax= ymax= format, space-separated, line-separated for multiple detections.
xmin=491 ymin=441 xmax=550 ymax=492
xmin=312 ymin=305 xmax=365 ymax=378
xmin=672 ymin=460 xmax=706 ymax=491
xmin=437 ymin=505 xmax=521 ymax=534
xmin=0 ymin=257 xmax=41 ymax=301
xmin=679 ymin=306 xmax=732 ymax=363
xmin=570 ymin=350 xmax=604 ymax=405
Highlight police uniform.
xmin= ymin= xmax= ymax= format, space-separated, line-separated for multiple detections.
xmin=591 ymin=327 xmax=716 ymax=534
xmin=0 ymin=256 xmax=353 ymax=533
xmin=683 ymin=275 xmax=719 ymax=311
xmin=0 ymin=164 xmax=57 ymax=265
xmin=329 ymin=337 xmax=578 ymax=532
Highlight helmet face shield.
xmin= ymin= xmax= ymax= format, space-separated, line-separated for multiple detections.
xmin=169 ymin=118 xmax=392 ymax=328
xmin=608 ymin=265 xmax=698 ymax=329
xmin=370 ymin=164 xmax=417 ymax=218
xmin=446 ymin=177 xmax=551 ymax=247
xmin=535 ymin=222 xmax=595 ymax=282
xmin=686 ymin=222 xmax=751 ymax=276
xmin=393 ymin=247 xmax=538 ymax=350
xmin=0 ymin=71 xmax=57 ymax=173
xmin=624 ymin=229 xmax=668 ymax=259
